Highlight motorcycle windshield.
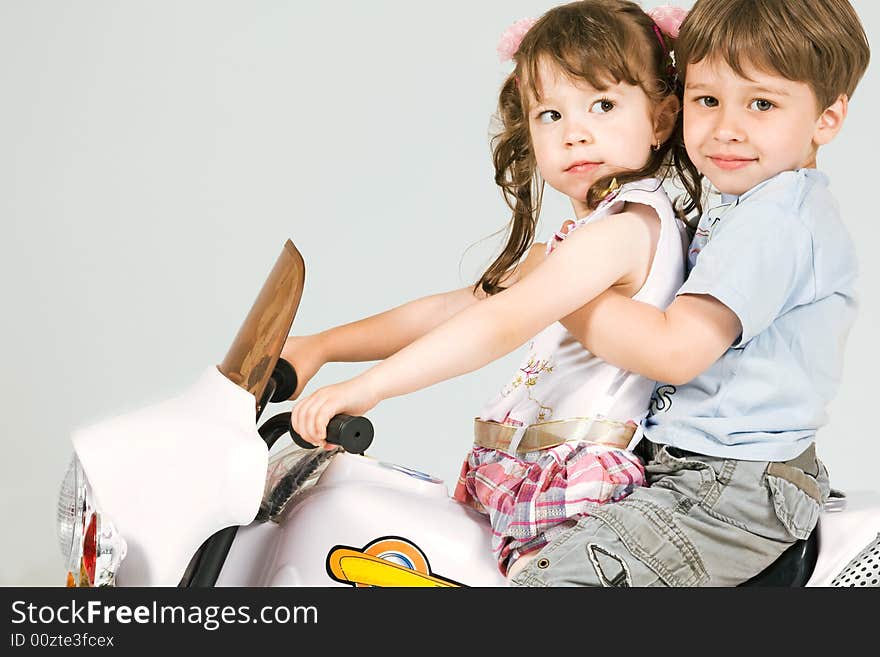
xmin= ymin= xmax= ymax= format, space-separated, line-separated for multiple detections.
xmin=218 ymin=240 xmax=305 ymax=412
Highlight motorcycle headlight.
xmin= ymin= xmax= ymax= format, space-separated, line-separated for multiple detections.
xmin=56 ymin=455 xmax=127 ymax=587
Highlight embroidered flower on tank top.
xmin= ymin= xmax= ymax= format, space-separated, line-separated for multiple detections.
xmin=499 ymin=354 xmax=556 ymax=423
xmin=534 ymin=400 xmax=554 ymax=422
xmin=501 ymin=355 xmax=553 ymax=394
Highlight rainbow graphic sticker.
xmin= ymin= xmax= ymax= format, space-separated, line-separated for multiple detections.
xmin=326 ymin=536 xmax=463 ymax=587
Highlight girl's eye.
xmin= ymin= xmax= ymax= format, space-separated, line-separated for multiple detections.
xmin=537 ymin=109 xmax=562 ymax=124
xmin=590 ymin=99 xmax=615 ymax=114
xmin=749 ymin=99 xmax=774 ymax=111
xmin=697 ymin=96 xmax=719 ymax=108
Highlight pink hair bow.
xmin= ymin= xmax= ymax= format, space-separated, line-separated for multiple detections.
xmin=646 ymin=5 xmax=688 ymax=38
xmin=497 ymin=17 xmax=538 ymax=62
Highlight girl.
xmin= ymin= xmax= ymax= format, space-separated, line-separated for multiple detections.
xmin=285 ymin=0 xmax=697 ymax=578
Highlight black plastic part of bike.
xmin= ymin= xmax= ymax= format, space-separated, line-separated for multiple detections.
xmin=183 ymin=526 xmax=239 ymax=588
xmin=289 ymin=413 xmax=374 ymax=455
xmin=739 ymin=529 xmax=818 ymax=587
xmin=258 ymin=411 xmax=294 ymax=450
xmin=269 ymin=358 xmax=298 ymax=403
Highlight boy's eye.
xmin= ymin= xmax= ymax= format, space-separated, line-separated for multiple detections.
xmin=590 ymin=99 xmax=615 ymax=114
xmin=537 ymin=109 xmax=562 ymax=124
xmin=696 ymin=96 xmax=719 ymax=108
xmin=749 ymin=99 xmax=774 ymax=111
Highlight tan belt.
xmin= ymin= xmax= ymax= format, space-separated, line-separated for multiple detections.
xmin=473 ymin=417 xmax=636 ymax=454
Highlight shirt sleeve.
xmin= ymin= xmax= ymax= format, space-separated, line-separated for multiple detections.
xmin=678 ymin=199 xmax=815 ymax=347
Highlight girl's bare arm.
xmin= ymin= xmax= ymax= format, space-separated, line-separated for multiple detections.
xmin=358 ymin=209 xmax=658 ymax=402
xmin=281 ymin=244 xmax=545 ymax=396
xmin=290 ymin=209 xmax=663 ymax=442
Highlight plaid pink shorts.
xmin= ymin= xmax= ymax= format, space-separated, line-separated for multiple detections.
xmin=453 ymin=442 xmax=646 ymax=575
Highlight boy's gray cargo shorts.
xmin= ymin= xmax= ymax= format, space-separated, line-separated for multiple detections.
xmin=508 ymin=441 xmax=829 ymax=587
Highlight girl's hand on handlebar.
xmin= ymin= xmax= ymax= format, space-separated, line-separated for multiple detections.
xmin=280 ymin=335 xmax=325 ymax=399
xmin=290 ymin=377 xmax=379 ymax=449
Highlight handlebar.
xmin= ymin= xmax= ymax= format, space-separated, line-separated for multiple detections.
xmin=289 ymin=413 xmax=374 ymax=454
xmin=264 ymin=358 xmax=374 ymax=455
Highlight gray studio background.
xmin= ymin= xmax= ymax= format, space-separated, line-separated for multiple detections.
xmin=2 ymin=0 xmax=877 ymax=585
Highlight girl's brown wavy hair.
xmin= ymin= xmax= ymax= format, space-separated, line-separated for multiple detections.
xmin=477 ymin=0 xmax=702 ymax=296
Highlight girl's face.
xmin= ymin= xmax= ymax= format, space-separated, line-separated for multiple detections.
xmin=526 ymin=59 xmax=662 ymax=218
xmin=682 ymin=58 xmax=828 ymax=196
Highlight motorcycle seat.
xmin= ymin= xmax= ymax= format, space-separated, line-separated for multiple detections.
xmin=739 ymin=529 xmax=818 ymax=587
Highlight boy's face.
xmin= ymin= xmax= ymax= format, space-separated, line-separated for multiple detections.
xmin=683 ymin=58 xmax=826 ymax=196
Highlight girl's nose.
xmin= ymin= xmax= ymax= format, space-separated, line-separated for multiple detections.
xmin=564 ymin=121 xmax=593 ymax=146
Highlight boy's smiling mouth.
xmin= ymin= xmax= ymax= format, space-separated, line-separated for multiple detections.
xmin=707 ymin=154 xmax=757 ymax=171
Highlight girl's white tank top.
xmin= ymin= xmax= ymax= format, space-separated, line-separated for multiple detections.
xmin=478 ymin=178 xmax=688 ymax=439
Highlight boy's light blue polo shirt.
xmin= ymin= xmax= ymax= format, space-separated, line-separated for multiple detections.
xmin=645 ymin=169 xmax=858 ymax=461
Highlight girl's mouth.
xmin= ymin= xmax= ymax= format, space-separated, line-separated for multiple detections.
xmin=566 ymin=161 xmax=601 ymax=173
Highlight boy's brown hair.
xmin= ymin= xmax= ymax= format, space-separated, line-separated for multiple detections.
xmin=676 ymin=0 xmax=870 ymax=111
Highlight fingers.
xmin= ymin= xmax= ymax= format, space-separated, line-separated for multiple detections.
xmin=290 ymin=379 xmax=374 ymax=452
xmin=310 ymin=399 xmax=335 ymax=450
xmin=290 ymin=387 xmax=342 ymax=451
xmin=291 ymin=390 xmax=329 ymax=448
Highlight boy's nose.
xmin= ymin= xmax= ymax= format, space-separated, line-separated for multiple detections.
xmin=712 ymin=107 xmax=746 ymax=142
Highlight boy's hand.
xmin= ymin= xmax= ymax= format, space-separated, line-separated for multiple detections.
xmin=279 ymin=335 xmax=326 ymax=399
xmin=290 ymin=376 xmax=380 ymax=449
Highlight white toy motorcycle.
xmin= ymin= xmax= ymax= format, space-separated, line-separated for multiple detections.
xmin=56 ymin=240 xmax=880 ymax=588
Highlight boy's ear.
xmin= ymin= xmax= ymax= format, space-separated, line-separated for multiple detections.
xmin=813 ymin=94 xmax=848 ymax=147
xmin=654 ymin=95 xmax=680 ymax=144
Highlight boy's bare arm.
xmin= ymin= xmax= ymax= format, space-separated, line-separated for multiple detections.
xmin=505 ymin=233 xmax=734 ymax=383
xmin=560 ymin=290 xmax=742 ymax=384
xmin=511 ymin=229 xmax=738 ymax=384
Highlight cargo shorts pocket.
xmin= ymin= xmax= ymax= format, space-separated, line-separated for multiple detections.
xmin=764 ymin=453 xmax=826 ymax=541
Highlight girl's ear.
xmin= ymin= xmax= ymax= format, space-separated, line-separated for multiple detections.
xmin=813 ymin=94 xmax=848 ymax=147
xmin=654 ymin=94 xmax=681 ymax=144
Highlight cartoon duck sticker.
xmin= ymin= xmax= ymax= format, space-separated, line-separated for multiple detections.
xmin=326 ymin=537 xmax=463 ymax=587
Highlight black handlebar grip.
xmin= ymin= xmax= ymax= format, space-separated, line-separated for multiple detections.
xmin=289 ymin=413 xmax=374 ymax=454
xmin=326 ymin=414 xmax=374 ymax=453
xmin=269 ymin=358 xmax=299 ymax=403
